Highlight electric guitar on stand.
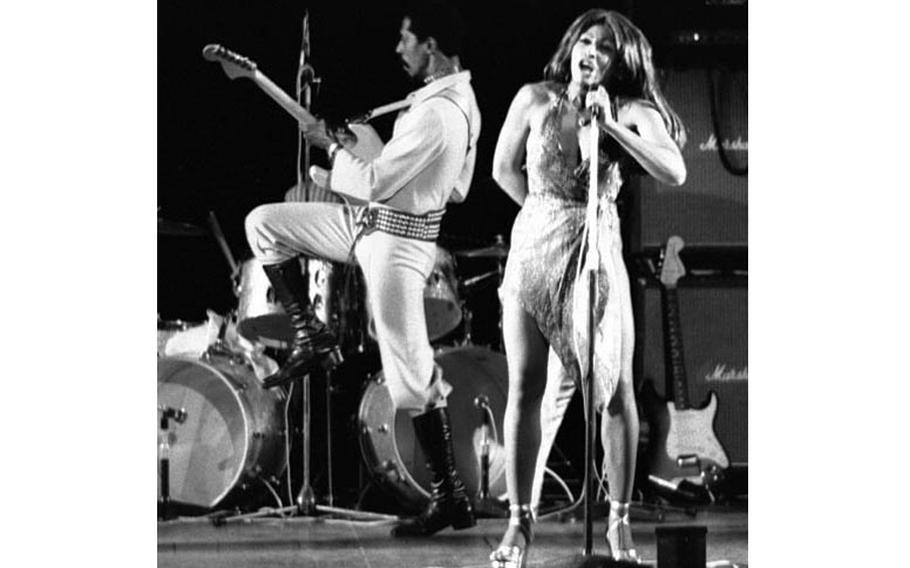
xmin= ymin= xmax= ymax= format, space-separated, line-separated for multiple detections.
xmin=642 ymin=236 xmax=729 ymax=499
xmin=202 ymin=44 xmax=384 ymax=169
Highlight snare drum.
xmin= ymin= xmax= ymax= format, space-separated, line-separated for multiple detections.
xmin=358 ymin=346 xmax=507 ymax=507
xmin=157 ymin=352 xmax=287 ymax=509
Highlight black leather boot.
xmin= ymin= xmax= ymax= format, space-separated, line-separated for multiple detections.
xmin=260 ymin=258 xmax=340 ymax=389
xmin=391 ymin=407 xmax=476 ymax=537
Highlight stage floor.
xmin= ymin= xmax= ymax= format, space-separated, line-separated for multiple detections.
xmin=158 ymin=505 xmax=747 ymax=567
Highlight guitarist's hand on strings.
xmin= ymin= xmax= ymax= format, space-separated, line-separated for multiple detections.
xmin=299 ymin=118 xmax=335 ymax=150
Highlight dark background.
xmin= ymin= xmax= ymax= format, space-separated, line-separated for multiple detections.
xmin=158 ymin=0 xmax=746 ymax=322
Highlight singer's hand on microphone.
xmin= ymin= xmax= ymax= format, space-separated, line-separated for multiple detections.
xmin=584 ymin=86 xmax=615 ymax=129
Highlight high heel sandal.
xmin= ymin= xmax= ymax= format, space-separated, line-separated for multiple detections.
xmin=604 ymin=503 xmax=642 ymax=563
xmin=490 ymin=504 xmax=534 ymax=568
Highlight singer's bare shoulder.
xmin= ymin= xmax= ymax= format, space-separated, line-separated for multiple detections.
xmin=504 ymin=82 xmax=561 ymax=126
xmin=515 ymin=81 xmax=563 ymax=106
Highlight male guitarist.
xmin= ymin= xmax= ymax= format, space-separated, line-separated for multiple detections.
xmin=243 ymin=0 xmax=481 ymax=537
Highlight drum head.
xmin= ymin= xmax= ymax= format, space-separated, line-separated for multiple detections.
xmin=157 ymin=355 xmax=286 ymax=509
xmin=359 ymin=346 xmax=508 ymax=505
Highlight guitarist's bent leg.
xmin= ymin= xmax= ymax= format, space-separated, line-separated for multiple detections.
xmin=244 ymin=202 xmax=359 ymax=387
xmin=245 ymin=201 xmax=360 ymax=264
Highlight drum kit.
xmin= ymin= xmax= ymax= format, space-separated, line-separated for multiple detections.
xmin=158 ymin=214 xmax=515 ymax=518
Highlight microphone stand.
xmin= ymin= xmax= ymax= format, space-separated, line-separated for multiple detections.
xmin=545 ymin=105 xmax=641 ymax=567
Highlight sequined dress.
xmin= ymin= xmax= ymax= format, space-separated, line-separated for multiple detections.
xmin=500 ymin=88 xmax=634 ymax=407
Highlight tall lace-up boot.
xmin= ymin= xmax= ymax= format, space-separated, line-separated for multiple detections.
xmin=391 ymin=407 xmax=476 ymax=536
xmin=260 ymin=257 xmax=340 ymax=388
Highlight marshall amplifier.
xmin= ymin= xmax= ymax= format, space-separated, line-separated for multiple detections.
xmin=622 ymin=67 xmax=747 ymax=251
xmin=630 ymin=246 xmax=748 ymax=466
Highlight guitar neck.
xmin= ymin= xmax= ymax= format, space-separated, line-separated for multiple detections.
xmin=661 ymin=285 xmax=690 ymax=409
xmin=249 ymin=70 xmax=318 ymax=128
xmin=249 ymin=69 xmax=339 ymax=203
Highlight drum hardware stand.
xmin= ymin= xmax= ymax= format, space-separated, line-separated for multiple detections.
xmin=207 ymin=210 xmax=240 ymax=282
xmin=472 ymin=395 xmax=507 ymax=518
xmin=459 ymin=302 xmax=474 ymax=346
xmin=158 ymin=405 xmax=187 ymax=520
xmin=209 ymin=360 xmax=397 ymax=527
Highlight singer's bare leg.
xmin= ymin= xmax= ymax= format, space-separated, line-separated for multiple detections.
xmin=498 ymin=298 xmax=549 ymax=551
xmin=601 ymin=281 xmax=640 ymax=560
xmin=601 ymin=372 xmax=638 ymax=503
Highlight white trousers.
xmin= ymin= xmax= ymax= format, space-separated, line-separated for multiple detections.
xmin=245 ymin=201 xmax=452 ymax=412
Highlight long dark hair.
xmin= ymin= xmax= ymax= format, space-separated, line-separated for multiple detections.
xmin=544 ymin=9 xmax=685 ymax=148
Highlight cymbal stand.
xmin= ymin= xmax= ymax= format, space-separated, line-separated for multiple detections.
xmin=207 ymin=210 xmax=239 ymax=282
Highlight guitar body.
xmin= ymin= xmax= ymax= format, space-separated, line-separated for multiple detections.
xmin=344 ymin=123 xmax=384 ymax=162
xmin=642 ymin=381 xmax=729 ymax=487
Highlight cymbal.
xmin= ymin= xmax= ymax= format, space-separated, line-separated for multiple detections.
xmin=454 ymin=243 xmax=509 ymax=259
xmin=158 ymin=218 xmax=206 ymax=237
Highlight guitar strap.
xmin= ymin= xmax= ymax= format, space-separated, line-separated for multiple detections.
xmin=350 ymin=99 xmax=411 ymax=123
xmin=351 ymin=92 xmax=473 ymax=156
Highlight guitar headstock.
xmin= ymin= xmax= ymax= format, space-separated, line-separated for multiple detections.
xmin=659 ymin=235 xmax=686 ymax=288
xmin=202 ymin=44 xmax=257 ymax=80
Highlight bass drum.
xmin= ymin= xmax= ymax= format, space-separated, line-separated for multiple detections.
xmin=358 ymin=346 xmax=508 ymax=508
xmin=157 ymin=353 xmax=287 ymax=509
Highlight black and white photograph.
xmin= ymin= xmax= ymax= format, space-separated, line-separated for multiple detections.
xmin=11 ymin=1 xmax=910 ymax=566
xmin=155 ymin=1 xmax=748 ymax=566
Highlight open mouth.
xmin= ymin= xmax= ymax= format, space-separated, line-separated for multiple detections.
xmin=579 ymin=60 xmax=596 ymax=74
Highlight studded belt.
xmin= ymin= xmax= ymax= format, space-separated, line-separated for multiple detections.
xmin=355 ymin=207 xmax=444 ymax=242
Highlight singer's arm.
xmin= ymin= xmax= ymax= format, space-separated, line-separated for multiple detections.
xmin=492 ymin=84 xmax=536 ymax=206
xmin=600 ymin=100 xmax=686 ymax=187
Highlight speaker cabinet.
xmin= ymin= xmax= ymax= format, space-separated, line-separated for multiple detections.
xmin=624 ymin=68 xmax=747 ymax=251
xmin=633 ymin=273 xmax=748 ymax=465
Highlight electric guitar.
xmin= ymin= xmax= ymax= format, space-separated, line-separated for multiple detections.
xmin=642 ymin=236 xmax=730 ymax=490
xmin=202 ymin=44 xmax=384 ymax=167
